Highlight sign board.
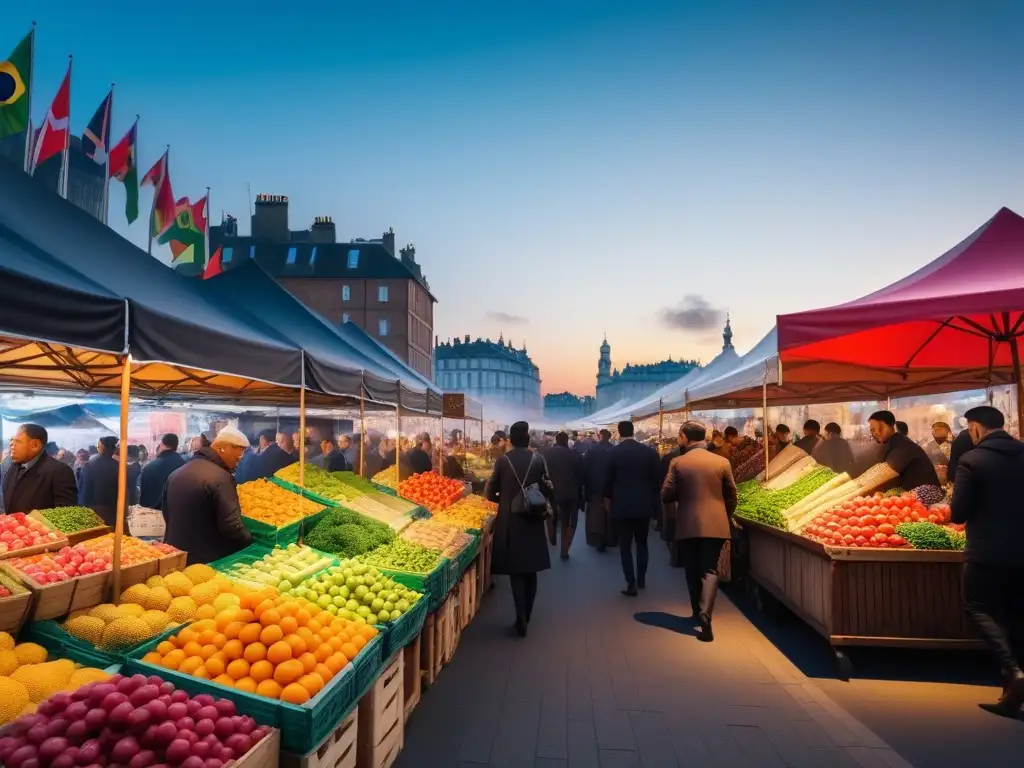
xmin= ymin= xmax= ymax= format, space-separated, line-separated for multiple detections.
xmin=128 ymin=505 xmax=166 ymax=541
xmin=442 ymin=393 xmax=466 ymax=419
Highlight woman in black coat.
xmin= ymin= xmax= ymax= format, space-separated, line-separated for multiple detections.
xmin=486 ymin=421 xmax=553 ymax=637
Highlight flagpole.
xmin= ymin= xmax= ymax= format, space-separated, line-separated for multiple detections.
xmin=102 ymin=83 xmax=114 ymax=225
xmin=205 ymin=186 xmax=211 ymax=272
xmin=60 ymin=55 xmax=72 ymax=200
xmin=23 ymin=22 xmax=36 ymax=173
xmin=147 ymin=144 xmax=168 ymax=256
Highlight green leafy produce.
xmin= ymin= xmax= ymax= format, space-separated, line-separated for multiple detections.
xmin=736 ymin=467 xmax=837 ymax=530
xmin=38 ymin=506 xmax=105 ymax=533
xmin=359 ymin=539 xmax=443 ymax=574
xmin=884 ymin=487 xmax=906 ymax=497
xmin=895 ymin=522 xmax=954 ymax=550
xmin=304 ymin=507 xmax=396 ymax=557
xmin=332 ymin=472 xmax=379 ymax=494
xmin=947 ymin=529 xmax=966 ymax=551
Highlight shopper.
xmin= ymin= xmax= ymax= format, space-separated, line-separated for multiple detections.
xmin=125 ymin=444 xmax=142 ymax=506
xmin=544 ymin=431 xmax=583 ymax=559
xmin=868 ymin=411 xmax=941 ymax=495
xmin=312 ymin=434 xmax=348 ymax=472
xmin=485 ymin=420 xmax=553 ymax=637
xmin=139 ymin=434 xmax=185 ymax=509
xmin=603 ymin=420 xmax=662 ymax=597
xmin=582 ymin=429 xmax=615 ymax=552
xmin=947 ymin=427 xmax=975 ymax=482
xmin=659 ymin=430 xmax=686 ymax=543
xmin=812 ymin=423 xmax=856 ymax=475
xmin=362 ymin=435 xmax=385 ymax=479
xmin=163 ymin=426 xmax=254 ymax=565
xmin=405 ymin=433 xmax=433 ymax=475
xmin=895 ymin=421 xmax=909 ymax=437
xmin=78 ymin=436 xmax=121 ymax=525
xmin=794 ymin=420 xmax=824 ymax=454
xmin=2 ymin=423 xmax=78 ymax=514
xmin=950 ymin=405 xmax=1024 ymax=717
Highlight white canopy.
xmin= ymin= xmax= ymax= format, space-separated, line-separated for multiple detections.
xmin=566 ymin=398 xmax=633 ymax=429
xmin=650 ymin=345 xmax=743 ymax=415
xmin=676 ymin=328 xmax=780 ymax=411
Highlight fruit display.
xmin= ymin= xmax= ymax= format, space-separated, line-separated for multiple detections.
xmin=0 ymin=671 xmax=272 ymax=765
xmin=431 ymin=495 xmax=496 ymax=531
xmin=340 ymin=493 xmax=418 ymax=530
xmin=8 ymin=535 xmax=161 ymax=584
xmin=0 ymin=632 xmax=111 ymax=724
xmin=34 ymin=507 xmax=105 ymax=534
xmin=219 ymin=545 xmax=334 ymax=591
xmin=736 ymin=467 xmax=838 ymax=530
xmin=149 ymin=542 xmax=183 ymax=556
xmin=303 ymin=508 xmax=396 ymax=559
xmin=397 ymin=471 xmax=465 ymax=512
xmin=800 ymin=493 xmax=960 ymax=549
xmin=359 ymin=539 xmax=444 ymax=575
xmin=78 ymin=533 xmax=163 ymax=564
xmin=734 ymin=445 xmax=766 ymax=483
xmin=237 ymin=478 xmax=325 ymax=528
xmin=142 ymin=591 xmax=378 ymax=704
xmin=371 ymin=465 xmax=398 ymax=490
xmin=0 ymin=571 xmax=27 ymax=600
xmin=401 ymin=520 xmax=473 ymax=560
xmin=274 ymin=464 xmax=360 ymax=503
xmin=0 ymin=513 xmax=64 ymax=555
xmin=63 ymin=601 xmax=180 ymax=651
xmin=287 ymin=560 xmax=423 ymax=625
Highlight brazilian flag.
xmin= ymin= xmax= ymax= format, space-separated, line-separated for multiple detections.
xmin=0 ymin=31 xmax=32 ymax=139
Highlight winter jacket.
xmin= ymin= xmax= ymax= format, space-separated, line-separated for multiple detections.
xmin=138 ymin=450 xmax=185 ymax=509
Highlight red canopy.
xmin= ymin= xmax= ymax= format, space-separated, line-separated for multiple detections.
xmin=777 ymin=207 xmax=1024 ymax=399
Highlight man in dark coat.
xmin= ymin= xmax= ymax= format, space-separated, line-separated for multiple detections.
xmin=947 ymin=427 xmax=975 ymax=482
xmin=139 ymin=434 xmax=185 ymax=509
xmin=582 ymin=429 xmax=615 ymax=551
xmin=660 ymin=435 xmax=684 ymax=544
xmin=362 ymin=436 xmax=386 ymax=479
xmin=405 ymin=433 xmax=433 ymax=476
xmin=544 ymin=431 xmax=583 ymax=559
xmin=312 ymin=434 xmax=348 ymax=472
xmin=604 ymin=421 xmax=662 ymax=596
xmin=951 ymin=406 xmax=1024 ymax=717
xmin=78 ymin=436 xmax=121 ymax=525
xmin=125 ymin=445 xmax=142 ymax=506
xmin=239 ymin=429 xmax=296 ymax=482
xmin=2 ymin=423 xmax=78 ymax=514
xmin=812 ymin=423 xmax=856 ymax=475
xmin=163 ymin=426 xmax=254 ymax=565
xmin=793 ymin=420 xmax=824 ymax=454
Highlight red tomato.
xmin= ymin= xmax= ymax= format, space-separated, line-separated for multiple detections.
xmin=854 ymin=535 xmax=869 ymax=546
xmin=889 ymin=534 xmax=907 ymax=547
xmin=842 ymin=534 xmax=855 ymax=544
xmin=879 ymin=523 xmax=895 ymax=535
xmin=839 ymin=525 xmax=852 ymax=536
xmin=874 ymin=514 xmax=888 ymax=525
xmin=873 ymin=532 xmax=888 ymax=544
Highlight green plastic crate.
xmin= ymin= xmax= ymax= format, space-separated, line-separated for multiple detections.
xmin=270 ymin=477 xmax=352 ymax=510
xmin=455 ymin=533 xmax=482 ymax=576
xmin=372 ymin=482 xmax=398 ymax=497
xmin=376 ymin=592 xmax=428 ymax=658
xmin=241 ymin=506 xmax=330 ymax=547
xmin=125 ymin=631 xmax=384 ymax=754
xmin=209 ymin=543 xmax=338 ymax=586
xmin=376 ymin=557 xmax=449 ymax=612
xmin=24 ymin=619 xmax=146 ymax=667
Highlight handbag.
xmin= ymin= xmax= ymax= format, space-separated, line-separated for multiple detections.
xmin=506 ymin=453 xmax=549 ymax=520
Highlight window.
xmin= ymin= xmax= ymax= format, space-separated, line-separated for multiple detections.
xmin=378 ymin=318 xmax=389 ymax=336
xmin=347 ymin=249 xmax=360 ymax=269
xmin=342 ymin=312 xmax=350 ymax=324
xmin=342 ymin=285 xmax=351 ymax=301
xmin=248 ymin=245 xmax=256 ymax=260
xmin=310 ymin=246 xmax=318 ymax=267
xmin=286 ymin=246 xmax=298 ymax=265
xmin=222 ymin=247 xmax=233 ymax=263
xmin=377 ymin=285 xmax=389 ymax=303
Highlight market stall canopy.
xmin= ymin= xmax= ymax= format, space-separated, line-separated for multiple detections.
xmin=681 ymin=328 xmax=781 ymax=410
xmin=566 ymin=398 xmax=634 ymax=429
xmin=636 ymin=345 xmax=741 ymax=418
xmin=0 ymin=162 xmax=303 ymax=399
xmin=777 ymin=206 xmax=1024 ymax=399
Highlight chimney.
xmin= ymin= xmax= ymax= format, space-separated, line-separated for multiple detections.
xmin=310 ymin=216 xmax=336 ymax=244
xmin=382 ymin=227 xmax=395 ymax=256
xmin=251 ymin=194 xmax=290 ymax=241
xmin=464 ymin=334 xmax=471 ymax=344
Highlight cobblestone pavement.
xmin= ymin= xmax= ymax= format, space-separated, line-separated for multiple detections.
xmin=398 ymin=537 xmax=916 ymax=767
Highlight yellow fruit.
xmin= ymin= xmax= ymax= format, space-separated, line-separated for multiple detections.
xmin=141 ymin=610 xmax=172 ymax=632
xmin=167 ymin=596 xmax=198 ymax=623
xmin=164 ymin=572 xmax=194 ymax=597
xmin=0 ymin=651 xmax=18 ymax=675
xmin=0 ymin=677 xmax=30 ymax=724
xmin=146 ymin=574 xmax=166 ymax=588
xmin=194 ymin=604 xmax=217 ymax=620
xmin=190 ymin=580 xmax=221 ymax=606
xmin=63 ymin=616 xmax=106 ymax=645
xmin=89 ymin=604 xmax=123 ymax=623
xmin=99 ymin=617 xmax=153 ymax=650
xmin=142 ymin=586 xmax=173 ymax=611
xmin=67 ymin=667 xmax=110 ymax=689
xmin=21 ymin=702 xmax=36 ymax=715
xmin=14 ymin=643 xmax=47 ymax=665
xmin=120 ymin=584 xmax=151 ymax=605
xmin=12 ymin=659 xmax=75 ymax=702
xmin=0 ymin=632 xmax=14 ymax=651
xmin=183 ymin=563 xmax=217 ymax=585
xmin=116 ymin=603 xmax=146 ymax=618
xmin=213 ymin=593 xmax=241 ymax=612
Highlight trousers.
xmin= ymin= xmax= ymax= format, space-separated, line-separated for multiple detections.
xmin=680 ymin=538 xmax=726 ymax=623
xmin=617 ymin=518 xmax=650 ymax=586
xmin=962 ymin=562 xmax=1024 ymax=677
xmin=509 ymin=573 xmax=538 ymax=623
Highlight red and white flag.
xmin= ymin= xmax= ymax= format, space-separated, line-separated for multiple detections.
xmin=29 ymin=63 xmax=72 ymax=176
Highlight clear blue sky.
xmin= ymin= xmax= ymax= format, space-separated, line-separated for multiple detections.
xmin=10 ymin=1 xmax=1024 ymax=394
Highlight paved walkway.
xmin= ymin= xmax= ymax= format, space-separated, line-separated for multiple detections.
xmin=398 ymin=538 xmax=914 ymax=767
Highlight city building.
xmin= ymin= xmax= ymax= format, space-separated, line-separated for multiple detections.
xmin=209 ymin=195 xmax=435 ymax=379
xmin=434 ymin=335 xmax=542 ymax=414
xmin=543 ymin=392 xmax=597 ymax=423
xmin=595 ymin=335 xmax=707 ymax=410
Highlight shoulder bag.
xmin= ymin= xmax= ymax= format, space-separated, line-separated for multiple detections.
xmin=506 ymin=453 xmax=549 ymax=520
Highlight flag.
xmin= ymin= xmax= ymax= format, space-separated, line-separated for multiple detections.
xmin=158 ymin=196 xmax=207 ymax=268
xmin=0 ymin=30 xmax=32 ymax=139
xmin=142 ymin=151 xmax=176 ymax=239
xmin=82 ymin=90 xmax=111 ymax=166
xmin=109 ymin=121 xmax=139 ymax=223
xmin=29 ymin=63 xmax=70 ymax=175
xmin=203 ymin=246 xmax=224 ymax=279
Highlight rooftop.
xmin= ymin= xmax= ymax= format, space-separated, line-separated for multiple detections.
xmin=436 ymin=334 xmax=538 ymax=373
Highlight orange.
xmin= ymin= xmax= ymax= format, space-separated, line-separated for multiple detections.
xmin=236 ymin=608 xmax=255 ymax=623
xmin=327 ymin=636 xmax=344 ymax=652
xmin=179 ymin=657 xmax=205 ymax=675
xmin=193 ymin=665 xmax=210 ymax=679
xmin=255 ymin=679 xmax=282 ymax=699
xmin=143 ymin=651 xmax=162 ymax=664
xmin=239 ymin=623 xmax=263 ymax=645
xmin=249 ymin=660 xmax=274 ymax=682
xmin=200 ymin=644 xmax=219 ymax=660
xmin=314 ymin=645 xmax=333 ymax=663
xmin=162 ymin=649 xmax=185 ymax=670
xmin=340 ymin=643 xmax=359 ymax=660
xmin=278 ymin=602 xmax=298 ymax=618
xmin=295 ymin=608 xmax=312 ymax=626
xmin=267 ymin=641 xmax=292 ymax=665
xmin=226 ymin=658 xmax=250 ymax=679
xmin=157 ymin=640 xmax=176 ymax=655
xmin=259 ymin=609 xmax=281 ymax=628
xmin=254 ymin=599 xmax=275 ymax=619
xmin=243 ymin=642 xmax=267 ymax=664
xmin=324 ymin=653 xmax=346 ymax=675
xmin=234 ymin=677 xmax=258 ymax=693
xmin=213 ymin=673 xmax=235 ymax=687
xmin=317 ymin=629 xmax=333 ymax=644
xmin=306 ymin=619 xmax=323 ymax=635
xmin=298 ymin=652 xmax=317 ymax=673
xmin=314 ymin=663 xmax=334 ymax=683
xmin=176 ymin=627 xmax=199 ymax=645
xmin=350 ymin=635 xmax=366 ymax=650
xmin=205 ymin=656 xmax=226 ymax=677
xmin=215 ymin=612 xmax=238 ymax=631
xmin=284 ymin=635 xmax=307 ymax=656
xmin=195 ymin=605 xmax=217 ymax=620
xmin=182 ymin=641 xmax=204 ymax=658
xmin=280 ymin=683 xmax=310 ymax=704
xmin=299 ymin=672 xmax=324 ymax=696
xmin=193 ymin=619 xmax=217 ymax=632
xmin=296 ymin=627 xmax=315 ymax=644
xmin=279 ymin=616 xmax=298 ymax=635
xmin=211 ymin=632 xmax=227 ymax=647
xmin=260 ymin=625 xmax=283 ymax=646
xmin=198 ymin=629 xmax=217 ymax=645
xmin=273 ymin=659 xmax=304 ymax=686
xmin=224 ymin=621 xmax=245 ymax=640
xmin=223 ymin=639 xmax=244 ymax=661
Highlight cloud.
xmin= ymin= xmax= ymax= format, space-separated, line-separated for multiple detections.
xmin=486 ymin=311 xmax=528 ymax=325
xmin=659 ymin=295 xmax=725 ymax=332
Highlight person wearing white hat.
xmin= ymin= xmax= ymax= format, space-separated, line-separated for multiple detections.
xmin=162 ymin=425 xmax=254 ymax=564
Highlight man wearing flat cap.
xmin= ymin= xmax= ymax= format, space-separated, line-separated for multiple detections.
xmin=163 ymin=425 xmax=254 ymax=564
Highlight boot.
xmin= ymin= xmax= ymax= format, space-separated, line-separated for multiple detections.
xmin=697 ymin=619 xmax=714 ymax=643
xmin=696 ymin=572 xmax=721 ymax=639
xmin=980 ymin=672 xmax=1024 ymax=717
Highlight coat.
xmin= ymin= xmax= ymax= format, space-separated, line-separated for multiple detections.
xmin=362 ymin=449 xmax=385 ymax=479
xmin=946 ymin=429 xmax=975 ymax=481
xmin=1 ymin=451 xmax=78 ymax=514
xmin=405 ymin=447 xmax=432 ymax=476
xmin=582 ymin=440 xmax=612 ymax=500
xmin=812 ymin=437 xmax=855 ymax=476
xmin=603 ymin=438 xmax=662 ymax=520
xmin=163 ymin=448 xmax=254 ymax=565
xmin=544 ymin=445 xmax=583 ymax=506
xmin=662 ymin=444 xmax=737 ymax=540
xmin=138 ymin=450 xmax=185 ymax=509
xmin=78 ymin=454 xmax=121 ymax=525
xmin=950 ymin=430 xmax=1024 ymax=568
xmin=485 ymin=448 xmax=553 ymax=575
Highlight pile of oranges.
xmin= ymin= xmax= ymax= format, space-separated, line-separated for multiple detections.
xmin=141 ymin=588 xmax=377 ymax=705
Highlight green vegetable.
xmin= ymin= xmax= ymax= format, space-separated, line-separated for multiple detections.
xmin=359 ymin=539 xmax=443 ymax=574
xmin=947 ymin=529 xmax=966 ymax=551
xmin=39 ymin=506 xmax=105 ymax=533
xmin=884 ymin=487 xmax=905 ymax=497
xmin=895 ymin=522 xmax=954 ymax=550
xmin=735 ymin=467 xmax=837 ymax=530
xmin=304 ymin=507 xmax=396 ymax=557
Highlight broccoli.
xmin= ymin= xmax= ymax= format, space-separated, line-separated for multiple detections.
xmin=304 ymin=507 xmax=396 ymax=557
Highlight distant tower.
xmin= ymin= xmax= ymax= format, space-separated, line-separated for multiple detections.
xmin=722 ymin=313 xmax=734 ymax=351
xmin=597 ymin=335 xmax=612 ymax=387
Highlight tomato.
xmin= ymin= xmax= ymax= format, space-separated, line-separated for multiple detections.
xmin=874 ymin=514 xmax=888 ymax=525
xmin=839 ymin=525 xmax=852 ymax=536
xmin=842 ymin=534 xmax=855 ymax=544
xmin=878 ymin=523 xmax=895 ymax=535
xmin=889 ymin=534 xmax=907 ymax=547
xmin=854 ymin=535 xmax=869 ymax=546
xmin=873 ymin=532 xmax=888 ymax=544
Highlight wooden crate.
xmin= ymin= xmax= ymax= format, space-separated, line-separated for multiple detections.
xmin=4 ymin=564 xmax=108 ymax=622
xmin=228 ymin=728 xmax=281 ymax=768
xmin=357 ymin=652 xmax=404 ymax=768
xmin=476 ymin=531 xmax=494 ymax=597
xmin=440 ymin=592 xmax=460 ymax=667
xmin=0 ymin=533 xmax=70 ymax=562
xmin=27 ymin=511 xmax=110 ymax=547
xmin=0 ymin=590 xmax=32 ymax=635
xmin=357 ymin=714 xmax=402 ymax=768
xmin=158 ymin=550 xmax=187 ymax=574
xmin=118 ymin=558 xmax=161 ymax=590
xmin=461 ymin=564 xmax=477 ymax=628
xmin=281 ymin=710 xmax=357 ymax=768
xmin=402 ymin=632 xmax=421 ymax=724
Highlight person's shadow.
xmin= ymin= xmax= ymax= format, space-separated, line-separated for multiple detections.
xmin=634 ymin=611 xmax=699 ymax=636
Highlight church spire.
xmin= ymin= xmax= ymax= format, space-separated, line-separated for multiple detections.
xmin=722 ymin=312 xmax=734 ymax=351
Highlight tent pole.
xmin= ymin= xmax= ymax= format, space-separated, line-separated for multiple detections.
xmin=112 ymin=353 xmax=131 ymax=603
xmin=358 ymin=373 xmax=365 ymax=477
xmin=1011 ymin=337 xmax=1024 ymax=438
xmin=297 ymin=352 xmax=307 ymax=545
xmin=396 ymin=388 xmax=403 ymax=480
xmin=463 ymin=417 xmax=467 ymax=459
xmin=439 ymin=415 xmax=444 ymax=477
xmin=762 ymin=367 xmax=770 ymax=480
